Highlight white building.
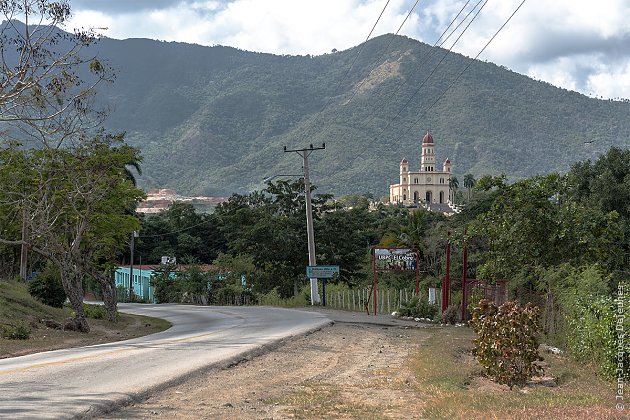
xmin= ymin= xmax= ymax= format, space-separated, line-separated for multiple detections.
xmin=389 ymin=132 xmax=452 ymax=206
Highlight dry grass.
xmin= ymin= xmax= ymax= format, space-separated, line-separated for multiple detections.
xmin=409 ymin=327 xmax=619 ymax=419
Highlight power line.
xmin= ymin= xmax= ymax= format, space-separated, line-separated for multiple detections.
xmin=388 ymin=0 xmax=489 ymax=124
xmin=404 ymin=0 xmax=528 ymax=137
xmin=356 ymin=0 xmax=475 ymax=113
xmin=339 ymin=0 xmax=488 ymax=172
xmin=344 ymin=0 xmax=424 ymax=105
xmin=138 ymin=219 xmax=212 ymax=239
xmin=293 ymin=0 xmax=393 ymax=145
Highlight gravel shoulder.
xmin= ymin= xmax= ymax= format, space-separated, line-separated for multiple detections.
xmin=102 ymin=315 xmax=430 ymax=419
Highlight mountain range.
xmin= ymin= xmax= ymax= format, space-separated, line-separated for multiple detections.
xmin=65 ymin=33 xmax=630 ymax=197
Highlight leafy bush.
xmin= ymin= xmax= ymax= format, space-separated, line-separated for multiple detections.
xmin=1 ymin=320 xmax=31 ymax=340
xmin=116 ymin=284 xmax=129 ymax=303
xmin=83 ymin=303 xmax=108 ymax=320
xmin=399 ymin=295 xmax=438 ymax=319
xmin=470 ymin=300 xmax=544 ymax=388
xmin=441 ymin=304 xmax=460 ymax=325
xmin=27 ymin=263 xmax=66 ymax=308
xmin=259 ymin=288 xmax=308 ymax=308
xmin=566 ymin=292 xmax=630 ymax=381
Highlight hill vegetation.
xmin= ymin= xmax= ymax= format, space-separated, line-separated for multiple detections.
xmin=89 ymin=34 xmax=630 ymax=197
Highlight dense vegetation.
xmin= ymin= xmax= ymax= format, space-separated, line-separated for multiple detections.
xmin=88 ymin=33 xmax=630 ymax=197
xmin=134 ymin=147 xmax=629 ymax=382
xmin=0 ymin=3 xmax=144 ymax=331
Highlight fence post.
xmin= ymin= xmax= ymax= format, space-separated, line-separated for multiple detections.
xmin=387 ymin=289 xmax=391 ymax=314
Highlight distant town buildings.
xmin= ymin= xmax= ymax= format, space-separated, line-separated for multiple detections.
xmin=389 ymin=132 xmax=458 ymax=214
xmin=136 ymin=189 xmax=227 ymax=214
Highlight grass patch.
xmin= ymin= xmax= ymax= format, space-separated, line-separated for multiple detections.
xmin=268 ymin=384 xmax=387 ymax=419
xmin=410 ymin=327 xmax=618 ymax=419
xmin=0 ymin=279 xmax=171 ymax=358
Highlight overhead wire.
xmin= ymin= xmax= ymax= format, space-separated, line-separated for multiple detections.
xmin=335 ymin=0 xmax=489 ymax=174
xmin=403 ymin=0 xmax=528 ymax=137
xmin=356 ymin=0 xmax=475 ymax=114
xmin=138 ymin=219 xmax=212 ymax=239
xmin=344 ymin=0 xmax=424 ymax=105
xmin=306 ymin=0 xmax=393 ymax=126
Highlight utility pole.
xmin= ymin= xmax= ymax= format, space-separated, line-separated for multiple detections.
xmin=284 ymin=143 xmax=325 ymax=305
xmin=19 ymin=207 xmax=28 ymax=281
xmin=129 ymin=231 xmax=138 ymax=302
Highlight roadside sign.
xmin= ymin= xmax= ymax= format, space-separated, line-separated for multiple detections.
xmin=306 ymin=265 xmax=339 ymax=279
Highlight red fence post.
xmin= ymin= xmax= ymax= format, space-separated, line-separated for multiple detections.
xmin=442 ymin=234 xmax=451 ymax=312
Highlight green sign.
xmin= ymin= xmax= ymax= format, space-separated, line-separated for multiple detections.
xmin=306 ymin=265 xmax=339 ymax=278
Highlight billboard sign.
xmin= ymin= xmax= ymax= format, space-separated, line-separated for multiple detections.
xmin=374 ymin=248 xmax=418 ymax=271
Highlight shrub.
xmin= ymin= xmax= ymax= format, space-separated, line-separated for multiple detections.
xmin=116 ymin=284 xmax=129 ymax=303
xmin=399 ymin=295 xmax=439 ymax=319
xmin=83 ymin=303 xmax=108 ymax=320
xmin=1 ymin=320 xmax=31 ymax=340
xmin=441 ymin=304 xmax=460 ymax=325
xmin=259 ymin=288 xmax=308 ymax=308
xmin=27 ymin=263 xmax=66 ymax=308
xmin=566 ymin=293 xmax=630 ymax=381
xmin=470 ymin=300 xmax=544 ymax=389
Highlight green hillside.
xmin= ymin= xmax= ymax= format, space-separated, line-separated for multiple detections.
xmin=93 ymin=34 xmax=630 ymax=197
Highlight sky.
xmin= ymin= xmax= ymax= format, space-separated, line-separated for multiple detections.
xmin=65 ymin=0 xmax=630 ymax=100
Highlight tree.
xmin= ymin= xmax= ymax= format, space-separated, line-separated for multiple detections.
xmin=216 ymin=179 xmax=331 ymax=297
xmin=0 ymin=135 xmax=145 ymax=330
xmin=0 ymin=0 xmax=111 ymax=147
xmin=448 ymin=176 xmax=459 ymax=204
xmin=0 ymin=1 xmax=118 ymax=330
xmin=472 ymin=173 xmax=622 ymax=284
xmin=463 ymin=174 xmax=476 ymax=202
xmin=136 ymin=203 xmax=226 ymax=264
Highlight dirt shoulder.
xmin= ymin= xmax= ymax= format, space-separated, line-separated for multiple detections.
xmin=102 ymin=321 xmax=429 ymax=419
xmin=101 ymin=309 xmax=617 ymax=420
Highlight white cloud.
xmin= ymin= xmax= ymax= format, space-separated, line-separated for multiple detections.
xmin=587 ymin=62 xmax=630 ymax=100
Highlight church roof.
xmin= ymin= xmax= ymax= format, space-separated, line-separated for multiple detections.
xmin=400 ymin=158 xmax=408 ymax=164
xmin=422 ymin=132 xmax=434 ymax=144
xmin=444 ymin=158 xmax=450 ymax=163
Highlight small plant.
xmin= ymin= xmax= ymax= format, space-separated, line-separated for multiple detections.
xmin=441 ymin=304 xmax=460 ymax=325
xmin=27 ymin=262 xmax=66 ymax=308
xmin=83 ymin=303 xmax=108 ymax=319
xmin=399 ymin=295 xmax=438 ymax=319
xmin=470 ymin=299 xmax=544 ymax=389
xmin=1 ymin=320 xmax=31 ymax=340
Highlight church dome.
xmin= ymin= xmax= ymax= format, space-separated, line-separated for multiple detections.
xmin=422 ymin=132 xmax=434 ymax=144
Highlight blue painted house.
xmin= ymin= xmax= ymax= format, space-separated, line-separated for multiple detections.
xmin=114 ymin=265 xmax=158 ymax=303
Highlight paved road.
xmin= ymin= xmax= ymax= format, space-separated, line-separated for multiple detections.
xmin=0 ymin=304 xmax=330 ymax=419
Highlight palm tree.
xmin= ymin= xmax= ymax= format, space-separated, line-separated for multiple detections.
xmin=124 ymin=159 xmax=142 ymax=186
xmin=448 ymin=176 xmax=459 ymax=204
xmin=463 ymin=174 xmax=476 ymax=202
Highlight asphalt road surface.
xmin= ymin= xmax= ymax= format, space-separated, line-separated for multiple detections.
xmin=0 ymin=304 xmax=330 ymax=419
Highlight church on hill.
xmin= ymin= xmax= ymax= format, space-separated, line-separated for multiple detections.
xmin=389 ymin=132 xmax=453 ymax=208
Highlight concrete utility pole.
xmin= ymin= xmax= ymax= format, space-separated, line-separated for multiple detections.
xmin=19 ymin=208 xmax=28 ymax=281
xmin=129 ymin=231 xmax=138 ymax=302
xmin=284 ymin=143 xmax=325 ymax=305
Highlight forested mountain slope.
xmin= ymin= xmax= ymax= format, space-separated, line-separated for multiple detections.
xmin=92 ymin=34 xmax=630 ymax=197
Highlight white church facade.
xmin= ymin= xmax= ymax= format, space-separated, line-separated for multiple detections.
xmin=389 ymin=132 xmax=452 ymax=206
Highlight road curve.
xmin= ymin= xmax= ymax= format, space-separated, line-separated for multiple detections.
xmin=0 ymin=304 xmax=331 ymax=419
